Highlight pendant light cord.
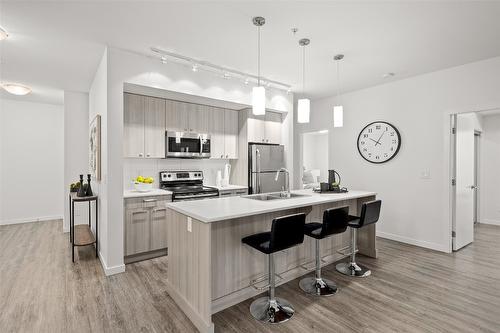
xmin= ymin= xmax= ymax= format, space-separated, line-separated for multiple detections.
xmin=302 ymin=45 xmax=306 ymax=94
xmin=258 ymin=26 xmax=261 ymax=87
xmin=336 ymin=60 xmax=340 ymax=103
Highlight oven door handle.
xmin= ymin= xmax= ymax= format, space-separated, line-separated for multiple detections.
xmin=199 ymin=135 xmax=203 ymax=155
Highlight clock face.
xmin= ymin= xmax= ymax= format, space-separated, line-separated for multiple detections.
xmin=357 ymin=121 xmax=401 ymax=163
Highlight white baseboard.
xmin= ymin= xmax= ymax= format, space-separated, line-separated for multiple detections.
xmin=376 ymin=231 xmax=450 ymax=253
xmin=98 ymin=252 xmax=125 ymax=276
xmin=481 ymin=219 xmax=500 ymax=226
xmin=0 ymin=215 xmax=63 ymax=226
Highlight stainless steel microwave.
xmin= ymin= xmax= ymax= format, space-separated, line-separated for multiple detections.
xmin=165 ymin=132 xmax=211 ymax=158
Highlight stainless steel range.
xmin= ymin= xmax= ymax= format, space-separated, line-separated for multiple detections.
xmin=160 ymin=171 xmax=219 ymax=202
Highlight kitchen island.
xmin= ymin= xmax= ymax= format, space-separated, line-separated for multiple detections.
xmin=165 ymin=189 xmax=377 ymax=333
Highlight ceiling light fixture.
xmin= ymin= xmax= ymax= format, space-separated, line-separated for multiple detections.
xmin=252 ymin=16 xmax=266 ymax=116
xmin=2 ymin=83 xmax=32 ymax=96
xmin=382 ymin=72 xmax=395 ymax=78
xmin=161 ymin=56 xmax=167 ymax=64
xmin=223 ymin=72 xmax=230 ymax=79
xmin=0 ymin=27 xmax=8 ymax=40
xmin=297 ymin=38 xmax=311 ymax=123
xmin=333 ymin=54 xmax=344 ymax=128
xmin=244 ymin=77 xmax=250 ymax=85
xmin=192 ymin=63 xmax=198 ymax=72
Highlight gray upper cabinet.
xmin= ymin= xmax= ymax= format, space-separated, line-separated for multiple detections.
xmin=124 ymin=93 xmax=145 ymax=158
xmin=166 ymin=100 xmax=189 ymax=132
xmin=224 ymin=110 xmax=239 ymax=159
xmin=124 ymin=93 xmax=166 ymax=158
xmin=144 ymin=96 xmax=166 ymax=158
xmin=247 ymin=111 xmax=282 ymax=144
xmin=209 ymin=107 xmax=225 ymax=159
xmin=124 ymin=93 xmax=241 ymax=159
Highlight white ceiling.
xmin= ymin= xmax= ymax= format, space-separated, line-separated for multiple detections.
xmin=2 ymin=1 xmax=500 ymax=105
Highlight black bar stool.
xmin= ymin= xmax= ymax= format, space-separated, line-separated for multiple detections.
xmin=299 ymin=206 xmax=349 ymax=296
xmin=336 ymin=200 xmax=382 ymax=277
xmin=242 ymin=213 xmax=306 ymax=324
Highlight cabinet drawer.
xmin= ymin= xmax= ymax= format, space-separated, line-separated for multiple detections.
xmin=234 ymin=189 xmax=248 ymax=196
xmin=124 ymin=195 xmax=171 ymax=210
xmin=219 ymin=190 xmax=234 ymax=197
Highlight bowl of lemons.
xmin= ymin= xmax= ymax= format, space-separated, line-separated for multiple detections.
xmin=133 ymin=176 xmax=154 ymax=192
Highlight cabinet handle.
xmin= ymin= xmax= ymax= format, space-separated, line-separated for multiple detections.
xmin=225 ymin=154 xmax=228 ymax=158
xmin=221 ymin=154 xmax=223 ymax=158
xmin=189 ymin=128 xmax=193 ymax=131
xmin=266 ymin=139 xmax=269 ymax=143
xmin=236 ymin=191 xmax=247 ymax=194
xmin=143 ymin=198 xmax=157 ymax=203
xmin=146 ymin=153 xmax=151 ymax=157
xmin=139 ymin=153 xmax=144 ymax=157
xmin=153 ymin=208 xmax=166 ymax=213
xmin=220 ymin=192 xmax=232 ymax=196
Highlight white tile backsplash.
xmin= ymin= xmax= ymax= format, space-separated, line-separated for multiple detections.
xmin=124 ymin=158 xmax=230 ymax=189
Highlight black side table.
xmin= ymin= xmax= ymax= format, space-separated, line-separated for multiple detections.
xmin=69 ymin=193 xmax=98 ymax=262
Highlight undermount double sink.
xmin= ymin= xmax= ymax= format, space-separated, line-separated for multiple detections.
xmin=243 ymin=192 xmax=310 ymax=201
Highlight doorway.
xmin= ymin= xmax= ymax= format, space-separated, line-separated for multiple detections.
xmin=473 ymin=132 xmax=480 ymax=224
xmin=300 ymin=130 xmax=329 ymax=189
xmin=450 ymin=109 xmax=500 ymax=251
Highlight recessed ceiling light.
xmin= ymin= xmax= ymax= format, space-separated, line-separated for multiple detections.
xmin=0 ymin=27 xmax=8 ymax=41
xmin=2 ymin=83 xmax=32 ymax=95
xmin=286 ymin=88 xmax=291 ymax=94
xmin=244 ymin=77 xmax=250 ymax=85
xmin=192 ymin=64 xmax=198 ymax=72
xmin=382 ymin=72 xmax=395 ymax=78
xmin=161 ymin=56 xmax=167 ymax=64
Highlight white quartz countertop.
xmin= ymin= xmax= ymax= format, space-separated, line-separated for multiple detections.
xmin=208 ymin=184 xmax=248 ymax=191
xmin=124 ymin=189 xmax=172 ymax=198
xmin=166 ymin=189 xmax=376 ymax=223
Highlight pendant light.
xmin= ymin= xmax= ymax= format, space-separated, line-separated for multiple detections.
xmin=252 ymin=17 xmax=266 ymax=116
xmin=333 ymin=54 xmax=344 ymax=128
xmin=297 ymin=38 xmax=311 ymax=123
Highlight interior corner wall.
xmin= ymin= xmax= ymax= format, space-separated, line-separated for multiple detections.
xmin=89 ymin=48 xmax=114 ymax=273
xmin=0 ymin=98 xmax=64 ymax=225
xmin=63 ymin=91 xmax=89 ymax=232
xmin=294 ymin=55 xmax=500 ymax=253
xmin=480 ymin=114 xmax=500 ymax=226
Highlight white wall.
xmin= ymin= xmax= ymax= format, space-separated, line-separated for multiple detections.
xmin=480 ymin=113 xmax=500 ymax=226
xmin=63 ymin=91 xmax=90 ymax=232
xmin=91 ymin=47 xmax=293 ymax=275
xmin=0 ymin=99 xmax=64 ymax=224
xmin=295 ymin=56 xmax=500 ymax=253
xmin=302 ymin=132 xmax=328 ymax=183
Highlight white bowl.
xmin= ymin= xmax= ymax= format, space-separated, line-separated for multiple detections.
xmin=134 ymin=182 xmax=153 ymax=192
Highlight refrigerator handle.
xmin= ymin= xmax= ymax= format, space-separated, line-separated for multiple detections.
xmin=256 ymin=148 xmax=261 ymax=193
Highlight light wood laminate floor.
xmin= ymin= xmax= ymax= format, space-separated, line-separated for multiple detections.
xmin=1 ymin=220 xmax=499 ymax=332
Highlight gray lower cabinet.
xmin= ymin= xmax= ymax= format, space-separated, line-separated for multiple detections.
xmin=124 ymin=195 xmax=171 ymax=263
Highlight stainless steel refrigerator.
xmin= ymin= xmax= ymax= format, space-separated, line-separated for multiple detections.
xmin=248 ymin=144 xmax=286 ymax=194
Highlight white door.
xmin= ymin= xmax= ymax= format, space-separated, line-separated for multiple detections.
xmin=453 ymin=114 xmax=475 ymax=250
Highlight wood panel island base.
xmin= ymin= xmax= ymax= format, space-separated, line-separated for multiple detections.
xmin=165 ymin=190 xmax=377 ymax=333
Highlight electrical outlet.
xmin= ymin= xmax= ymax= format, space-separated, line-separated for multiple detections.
xmin=420 ymin=170 xmax=431 ymax=179
xmin=187 ymin=217 xmax=192 ymax=232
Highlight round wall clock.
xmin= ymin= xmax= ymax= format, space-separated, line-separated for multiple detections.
xmin=357 ymin=121 xmax=401 ymax=163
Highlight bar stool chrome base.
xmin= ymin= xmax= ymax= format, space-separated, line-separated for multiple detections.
xmin=336 ymin=262 xmax=371 ymax=277
xmin=249 ymin=297 xmax=294 ymax=324
xmin=299 ymin=277 xmax=338 ymax=296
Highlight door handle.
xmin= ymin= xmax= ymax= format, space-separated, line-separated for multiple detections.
xmin=256 ymin=148 xmax=261 ymax=194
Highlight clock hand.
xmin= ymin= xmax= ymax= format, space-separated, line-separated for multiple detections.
xmin=375 ymin=131 xmax=385 ymax=146
xmin=369 ymin=138 xmax=378 ymax=145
